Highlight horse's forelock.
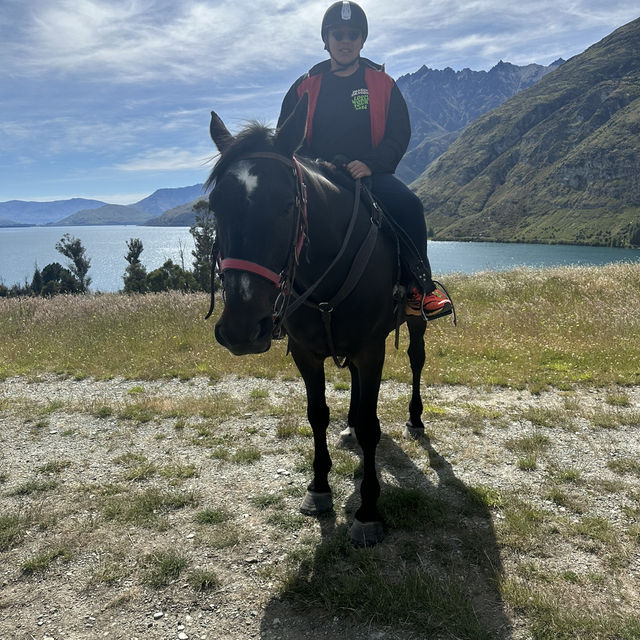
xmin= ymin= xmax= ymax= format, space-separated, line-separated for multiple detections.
xmin=205 ymin=123 xmax=275 ymax=191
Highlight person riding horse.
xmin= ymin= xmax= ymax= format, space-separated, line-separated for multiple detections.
xmin=277 ymin=1 xmax=452 ymax=320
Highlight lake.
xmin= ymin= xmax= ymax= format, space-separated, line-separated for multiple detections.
xmin=1 ymin=225 xmax=639 ymax=293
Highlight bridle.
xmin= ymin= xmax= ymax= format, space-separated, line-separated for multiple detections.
xmin=204 ymin=151 xmax=308 ymax=337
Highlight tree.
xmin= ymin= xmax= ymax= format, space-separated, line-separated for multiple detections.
xmin=122 ymin=238 xmax=148 ymax=293
xmin=146 ymin=260 xmax=198 ymax=293
xmin=190 ymin=201 xmax=216 ymax=292
xmin=30 ymin=265 xmax=43 ymax=295
xmin=55 ymin=234 xmax=91 ymax=292
xmin=40 ymin=262 xmax=79 ymax=296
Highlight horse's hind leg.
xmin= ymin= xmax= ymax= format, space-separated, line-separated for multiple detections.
xmin=350 ymin=345 xmax=385 ymax=546
xmin=290 ymin=346 xmax=333 ymax=516
xmin=404 ymin=316 xmax=426 ymax=438
xmin=338 ymin=362 xmax=359 ymax=445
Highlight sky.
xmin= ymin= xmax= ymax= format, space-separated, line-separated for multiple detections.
xmin=1 ymin=1 xmax=637 ymax=205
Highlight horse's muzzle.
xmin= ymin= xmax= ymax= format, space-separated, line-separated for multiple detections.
xmin=214 ymin=314 xmax=273 ymax=355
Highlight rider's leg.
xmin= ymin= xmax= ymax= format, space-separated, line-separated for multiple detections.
xmin=369 ymin=174 xmax=451 ymax=318
xmin=369 ymin=173 xmax=434 ymax=290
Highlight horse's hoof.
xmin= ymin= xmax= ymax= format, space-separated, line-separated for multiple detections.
xmin=349 ymin=518 xmax=385 ymax=547
xmin=403 ymin=422 xmax=425 ymax=439
xmin=338 ymin=425 xmax=356 ymax=448
xmin=300 ymin=491 xmax=333 ymax=516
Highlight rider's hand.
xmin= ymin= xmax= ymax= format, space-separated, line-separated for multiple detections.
xmin=347 ymin=160 xmax=372 ymax=179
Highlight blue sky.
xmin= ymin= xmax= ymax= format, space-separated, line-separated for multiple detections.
xmin=1 ymin=1 xmax=637 ymax=205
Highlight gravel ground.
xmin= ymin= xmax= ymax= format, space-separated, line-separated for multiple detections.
xmin=1 ymin=375 xmax=639 ymax=640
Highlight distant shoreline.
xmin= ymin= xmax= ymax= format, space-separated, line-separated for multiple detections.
xmin=1 ymin=223 xmax=639 ymax=249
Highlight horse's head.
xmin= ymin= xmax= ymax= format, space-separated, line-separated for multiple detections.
xmin=207 ymin=97 xmax=308 ymax=355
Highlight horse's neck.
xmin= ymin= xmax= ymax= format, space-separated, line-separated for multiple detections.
xmin=299 ymin=167 xmax=364 ymax=282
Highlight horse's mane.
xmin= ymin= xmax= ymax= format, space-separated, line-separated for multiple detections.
xmin=204 ymin=122 xmax=275 ymax=192
xmin=205 ymin=121 xmax=345 ymax=198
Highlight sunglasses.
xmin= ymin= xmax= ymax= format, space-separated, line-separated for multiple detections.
xmin=330 ymin=29 xmax=361 ymax=42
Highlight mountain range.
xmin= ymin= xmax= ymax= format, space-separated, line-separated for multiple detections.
xmin=0 ymin=198 xmax=107 ymax=227
xmin=413 ymin=16 xmax=640 ymax=247
xmin=0 ymin=184 xmax=205 ymax=227
xmin=396 ymin=59 xmax=565 ymax=182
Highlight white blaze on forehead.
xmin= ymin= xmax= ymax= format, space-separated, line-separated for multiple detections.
xmin=230 ymin=161 xmax=258 ymax=198
xmin=239 ymin=273 xmax=253 ymax=302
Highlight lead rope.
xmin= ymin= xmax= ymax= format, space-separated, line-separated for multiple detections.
xmin=204 ymin=238 xmax=219 ymax=320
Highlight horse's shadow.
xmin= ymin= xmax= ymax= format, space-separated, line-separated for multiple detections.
xmin=259 ymin=424 xmax=513 ymax=640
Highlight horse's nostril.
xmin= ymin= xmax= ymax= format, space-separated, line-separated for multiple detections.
xmin=215 ymin=314 xmax=273 ymax=354
xmin=257 ymin=316 xmax=273 ymax=341
xmin=214 ymin=322 xmax=228 ymax=348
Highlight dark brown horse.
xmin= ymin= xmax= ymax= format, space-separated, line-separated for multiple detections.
xmin=207 ymin=97 xmax=427 ymax=546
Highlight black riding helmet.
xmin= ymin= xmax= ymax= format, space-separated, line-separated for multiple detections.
xmin=321 ymin=1 xmax=368 ymax=43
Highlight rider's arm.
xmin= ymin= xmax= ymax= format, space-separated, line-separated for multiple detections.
xmin=277 ymin=78 xmax=305 ymax=129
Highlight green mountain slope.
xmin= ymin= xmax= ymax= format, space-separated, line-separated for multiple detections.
xmin=146 ymin=199 xmax=208 ymax=226
xmin=52 ymin=204 xmax=153 ymax=226
xmin=413 ymin=17 xmax=640 ymax=247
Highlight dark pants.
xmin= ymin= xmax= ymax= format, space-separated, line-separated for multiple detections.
xmin=369 ymin=173 xmax=434 ymax=290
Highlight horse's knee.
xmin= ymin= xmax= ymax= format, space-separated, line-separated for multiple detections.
xmin=307 ymin=404 xmax=330 ymax=430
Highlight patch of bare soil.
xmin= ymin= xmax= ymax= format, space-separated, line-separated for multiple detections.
xmin=1 ymin=376 xmax=639 ymax=640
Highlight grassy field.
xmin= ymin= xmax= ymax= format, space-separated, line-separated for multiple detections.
xmin=1 ymin=262 xmax=639 ymax=388
xmin=1 ymin=262 xmax=640 ymax=639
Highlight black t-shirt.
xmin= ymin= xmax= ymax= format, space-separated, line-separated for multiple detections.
xmin=310 ymin=66 xmax=373 ymax=163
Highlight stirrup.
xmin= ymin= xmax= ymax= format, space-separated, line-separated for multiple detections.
xmin=428 ymin=280 xmax=456 ymax=325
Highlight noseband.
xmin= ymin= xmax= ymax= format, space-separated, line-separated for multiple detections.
xmin=204 ymin=152 xmax=308 ymax=333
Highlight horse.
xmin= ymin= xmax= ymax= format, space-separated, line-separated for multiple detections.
xmin=206 ymin=96 xmax=428 ymax=546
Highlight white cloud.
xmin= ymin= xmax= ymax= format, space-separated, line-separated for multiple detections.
xmin=7 ymin=0 xmax=324 ymax=83
xmin=4 ymin=0 xmax=638 ymax=84
xmin=115 ymin=147 xmax=214 ymax=172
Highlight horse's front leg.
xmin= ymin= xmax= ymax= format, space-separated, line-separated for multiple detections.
xmin=350 ymin=343 xmax=385 ymax=546
xmin=290 ymin=344 xmax=333 ymax=516
xmin=405 ymin=316 xmax=427 ymax=437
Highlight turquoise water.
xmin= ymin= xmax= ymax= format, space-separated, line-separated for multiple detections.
xmin=1 ymin=226 xmax=639 ymax=293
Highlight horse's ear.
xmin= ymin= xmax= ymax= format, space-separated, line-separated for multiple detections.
xmin=274 ymin=93 xmax=308 ymax=157
xmin=210 ymin=111 xmax=234 ymax=154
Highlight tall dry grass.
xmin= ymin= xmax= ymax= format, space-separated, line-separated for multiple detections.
xmin=1 ymin=263 xmax=638 ymax=387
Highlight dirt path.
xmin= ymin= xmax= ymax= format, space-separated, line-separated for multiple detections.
xmin=1 ymin=376 xmax=639 ymax=640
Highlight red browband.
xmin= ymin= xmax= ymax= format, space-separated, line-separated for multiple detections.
xmin=219 ymin=258 xmax=282 ymax=287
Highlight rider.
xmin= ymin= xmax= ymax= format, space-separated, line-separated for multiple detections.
xmin=277 ymin=1 xmax=452 ymax=320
